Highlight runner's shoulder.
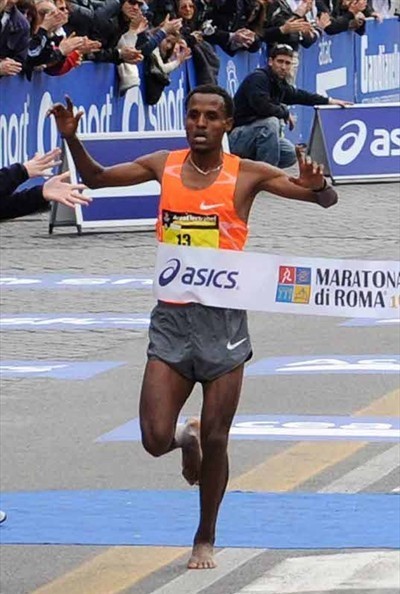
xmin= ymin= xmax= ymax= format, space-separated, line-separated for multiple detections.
xmin=135 ymin=150 xmax=170 ymax=178
xmin=238 ymin=158 xmax=279 ymax=185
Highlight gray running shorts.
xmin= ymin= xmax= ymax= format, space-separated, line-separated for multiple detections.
xmin=147 ymin=301 xmax=253 ymax=382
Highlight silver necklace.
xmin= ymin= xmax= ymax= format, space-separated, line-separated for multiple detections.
xmin=188 ymin=155 xmax=223 ymax=176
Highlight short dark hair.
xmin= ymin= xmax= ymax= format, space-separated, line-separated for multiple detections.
xmin=269 ymin=43 xmax=294 ymax=59
xmin=185 ymin=85 xmax=234 ymax=119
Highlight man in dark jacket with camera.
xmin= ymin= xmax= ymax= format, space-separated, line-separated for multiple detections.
xmin=229 ymin=43 xmax=351 ymax=168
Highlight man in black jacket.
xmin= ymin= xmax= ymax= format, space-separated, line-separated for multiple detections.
xmin=1 ymin=148 xmax=91 ymax=221
xmin=229 ymin=43 xmax=351 ymax=168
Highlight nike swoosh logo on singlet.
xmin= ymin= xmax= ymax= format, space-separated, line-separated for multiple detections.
xmin=227 ymin=337 xmax=247 ymax=351
xmin=199 ymin=201 xmax=224 ymax=210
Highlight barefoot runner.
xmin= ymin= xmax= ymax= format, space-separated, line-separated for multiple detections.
xmin=48 ymin=85 xmax=338 ymax=569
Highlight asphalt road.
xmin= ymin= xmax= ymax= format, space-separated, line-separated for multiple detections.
xmin=0 ymin=179 xmax=399 ymax=594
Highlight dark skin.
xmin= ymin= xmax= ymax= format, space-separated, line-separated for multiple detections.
xmin=48 ymin=93 xmax=337 ymax=569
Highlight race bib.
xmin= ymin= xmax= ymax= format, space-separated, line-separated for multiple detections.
xmin=161 ymin=210 xmax=219 ymax=248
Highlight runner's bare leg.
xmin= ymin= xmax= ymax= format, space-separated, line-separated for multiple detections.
xmin=188 ymin=364 xmax=245 ymax=569
xmin=139 ymin=359 xmax=195 ymax=461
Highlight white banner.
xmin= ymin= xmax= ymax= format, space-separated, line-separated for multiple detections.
xmin=153 ymin=243 xmax=400 ymax=319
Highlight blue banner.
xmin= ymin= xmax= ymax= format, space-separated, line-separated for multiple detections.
xmin=0 ymin=63 xmax=116 ymax=168
xmin=355 ymin=18 xmax=400 ymax=103
xmin=317 ymin=103 xmax=400 ymax=180
xmin=298 ymin=32 xmax=355 ymax=145
xmin=1 ymin=20 xmax=399 ymax=166
xmin=216 ymin=47 xmax=250 ymax=97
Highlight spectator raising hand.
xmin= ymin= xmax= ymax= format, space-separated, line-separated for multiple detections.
xmin=41 ymin=171 xmax=91 ymax=208
xmin=23 ymin=148 xmax=62 ymax=177
xmin=0 ymin=57 xmax=22 ymax=76
xmin=160 ymin=14 xmax=183 ymax=35
xmin=59 ymin=32 xmax=85 ymax=55
xmin=79 ymin=36 xmax=102 ymax=55
xmin=317 ymin=12 xmax=332 ymax=29
xmin=280 ymin=17 xmax=315 ymax=35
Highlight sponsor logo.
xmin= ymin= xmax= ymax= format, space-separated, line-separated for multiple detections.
xmin=226 ymin=60 xmax=239 ymax=97
xmin=318 ymin=39 xmax=332 ymax=66
xmin=158 ymin=258 xmax=181 ymax=286
xmin=313 ymin=267 xmax=399 ymax=309
xmin=199 ymin=201 xmax=224 ymax=211
xmin=332 ymin=119 xmax=400 ymax=165
xmin=227 ymin=337 xmax=247 ymax=351
xmin=276 ymin=266 xmax=311 ymax=304
xmin=158 ymin=258 xmax=239 ymax=290
xmin=122 ymin=74 xmax=185 ymax=132
xmin=360 ymin=35 xmax=400 ymax=95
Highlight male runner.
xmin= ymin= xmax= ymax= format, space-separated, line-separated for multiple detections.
xmin=48 ymin=85 xmax=338 ymax=569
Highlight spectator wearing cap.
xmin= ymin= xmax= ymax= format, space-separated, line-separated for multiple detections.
xmin=0 ymin=0 xmax=29 ymax=76
xmin=229 ymin=44 xmax=351 ymax=168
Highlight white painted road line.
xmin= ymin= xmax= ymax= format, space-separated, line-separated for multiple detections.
xmin=235 ymin=551 xmax=400 ymax=593
xmin=148 ymin=549 xmax=264 ymax=594
xmin=320 ymin=444 xmax=400 ymax=493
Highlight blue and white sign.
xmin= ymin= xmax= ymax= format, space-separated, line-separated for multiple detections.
xmin=2 ymin=20 xmax=399 ymax=171
xmin=300 ymin=33 xmax=355 ymax=146
xmin=355 ymin=18 xmax=400 ymax=104
xmin=52 ymin=130 xmax=190 ymax=233
xmin=0 ymin=275 xmax=153 ymax=289
xmin=245 ymin=355 xmax=400 ymax=376
xmin=97 ymin=414 xmax=400 ymax=442
xmin=310 ymin=103 xmax=400 ymax=183
xmin=0 ymin=314 xmax=150 ymax=330
xmin=0 ymin=361 xmax=124 ymax=379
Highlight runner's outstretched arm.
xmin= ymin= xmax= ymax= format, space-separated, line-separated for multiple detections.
xmin=252 ymin=146 xmax=338 ymax=208
xmin=47 ymin=97 xmax=163 ymax=189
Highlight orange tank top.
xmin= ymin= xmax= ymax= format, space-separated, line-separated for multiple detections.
xmin=157 ymin=149 xmax=248 ymax=251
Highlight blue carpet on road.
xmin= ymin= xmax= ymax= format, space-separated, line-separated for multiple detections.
xmin=0 ymin=490 xmax=398 ymax=549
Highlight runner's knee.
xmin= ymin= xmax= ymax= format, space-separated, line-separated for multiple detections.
xmin=201 ymin=427 xmax=229 ymax=454
xmin=141 ymin=425 xmax=173 ymax=457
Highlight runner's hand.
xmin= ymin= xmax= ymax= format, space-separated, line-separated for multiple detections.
xmin=47 ymin=96 xmax=83 ymax=139
xmin=289 ymin=145 xmax=326 ymax=191
xmin=42 ymin=171 xmax=91 ymax=208
xmin=23 ymin=148 xmax=62 ymax=178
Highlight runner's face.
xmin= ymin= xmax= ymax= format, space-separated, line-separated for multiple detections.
xmin=185 ymin=94 xmax=232 ymax=153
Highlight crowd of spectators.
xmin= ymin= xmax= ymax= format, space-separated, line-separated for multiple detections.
xmin=1 ymin=0 xmax=393 ymax=87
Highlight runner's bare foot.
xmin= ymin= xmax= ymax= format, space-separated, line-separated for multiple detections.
xmin=187 ymin=543 xmax=216 ymax=569
xmin=181 ymin=417 xmax=201 ymax=486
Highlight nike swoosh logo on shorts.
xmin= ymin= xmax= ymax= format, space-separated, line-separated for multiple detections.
xmin=199 ymin=201 xmax=224 ymax=210
xmin=227 ymin=337 xmax=247 ymax=351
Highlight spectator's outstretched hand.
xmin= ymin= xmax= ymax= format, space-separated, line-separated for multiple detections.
xmin=59 ymin=33 xmax=85 ymax=56
xmin=42 ymin=172 xmax=91 ymax=208
xmin=120 ymin=47 xmax=143 ymax=63
xmin=23 ymin=148 xmax=62 ymax=178
xmin=289 ymin=145 xmax=326 ymax=191
xmin=47 ymin=96 xmax=83 ymax=139
xmin=80 ymin=37 xmax=102 ymax=54
xmin=328 ymin=97 xmax=353 ymax=107
xmin=280 ymin=18 xmax=315 ymax=36
xmin=161 ymin=14 xmax=182 ymax=35
xmin=317 ymin=12 xmax=332 ymax=29
xmin=0 ymin=58 xmax=22 ymax=77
